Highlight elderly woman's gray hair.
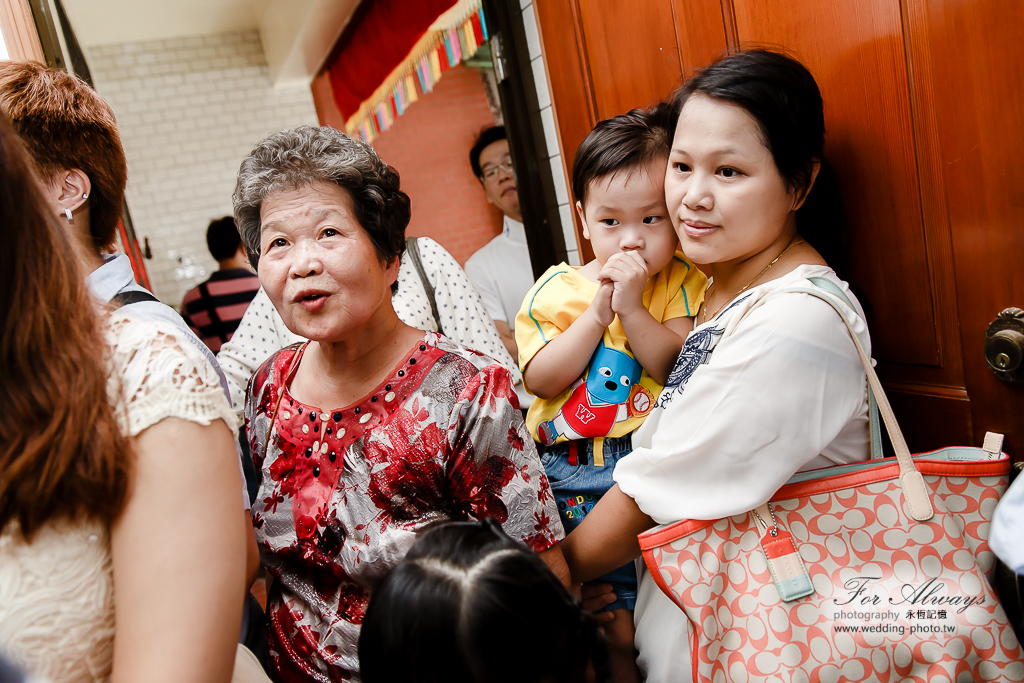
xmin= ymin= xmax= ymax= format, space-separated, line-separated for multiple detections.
xmin=233 ymin=125 xmax=411 ymax=280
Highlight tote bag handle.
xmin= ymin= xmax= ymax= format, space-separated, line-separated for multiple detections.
xmin=804 ymin=278 xmax=882 ymax=460
xmin=782 ymin=278 xmax=934 ymax=521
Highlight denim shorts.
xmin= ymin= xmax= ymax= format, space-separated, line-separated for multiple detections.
xmin=541 ymin=433 xmax=637 ymax=611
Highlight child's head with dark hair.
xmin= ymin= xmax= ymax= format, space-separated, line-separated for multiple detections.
xmin=570 ymin=106 xmax=679 ymax=274
xmin=359 ymin=519 xmax=611 ymax=683
xmin=571 ymin=105 xmax=672 ymax=209
xmin=206 ymin=215 xmax=242 ymax=262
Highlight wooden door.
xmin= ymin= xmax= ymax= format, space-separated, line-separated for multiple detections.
xmin=535 ymin=0 xmax=1024 ymax=456
xmin=923 ymin=0 xmax=1024 ymax=453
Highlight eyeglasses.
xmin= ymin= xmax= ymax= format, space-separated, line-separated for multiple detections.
xmin=480 ymin=157 xmax=514 ymax=183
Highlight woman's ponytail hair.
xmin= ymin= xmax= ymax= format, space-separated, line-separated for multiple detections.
xmin=360 ymin=518 xmax=612 ymax=683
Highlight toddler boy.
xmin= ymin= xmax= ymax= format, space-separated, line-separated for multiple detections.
xmin=515 ymin=106 xmax=707 ymax=682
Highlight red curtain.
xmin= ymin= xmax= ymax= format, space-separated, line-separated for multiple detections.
xmin=327 ymin=0 xmax=457 ymax=120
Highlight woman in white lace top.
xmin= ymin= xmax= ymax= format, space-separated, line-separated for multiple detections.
xmin=0 ymin=109 xmax=252 ymax=683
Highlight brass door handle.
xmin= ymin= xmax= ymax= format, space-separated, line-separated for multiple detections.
xmin=985 ymin=308 xmax=1024 ymax=381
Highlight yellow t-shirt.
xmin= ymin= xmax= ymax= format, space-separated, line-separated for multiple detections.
xmin=515 ymin=253 xmax=707 ymax=445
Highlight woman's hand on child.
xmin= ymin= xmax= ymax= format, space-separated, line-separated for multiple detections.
xmin=578 ymin=583 xmax=617 ymax=623
xmin=588 ymin=280 xmax=616 ymax=328
xmin=600 ymin=250 xmax=649 ymax=317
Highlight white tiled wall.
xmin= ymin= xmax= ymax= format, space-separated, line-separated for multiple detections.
xmin=86 ymin=30 xmax=319 ymax=305
xmin=519 ymin=1 xmax=580 ymax=266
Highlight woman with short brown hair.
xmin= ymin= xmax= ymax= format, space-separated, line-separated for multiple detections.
xmin=0 ymin=60 xmax=126 ymax=256
xmin=0 ymin=61 xmax=236 ymax=404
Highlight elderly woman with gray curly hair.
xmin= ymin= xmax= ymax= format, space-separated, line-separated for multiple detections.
xmin=234 ymin=125 xmax=567 ymax=682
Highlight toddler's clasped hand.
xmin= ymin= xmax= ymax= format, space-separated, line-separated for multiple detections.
xmin=599 ymin=250 xmax=650 ymax=317
xmin=589 ymin=280 xmax=616 ymax=328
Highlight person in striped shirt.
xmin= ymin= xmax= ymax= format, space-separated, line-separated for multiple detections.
xmin=182 ymin=216 xmax=261 ymax=352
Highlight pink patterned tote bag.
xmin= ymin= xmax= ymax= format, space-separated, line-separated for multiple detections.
xmin=638 ymin=280 xmax=1023 ymax=682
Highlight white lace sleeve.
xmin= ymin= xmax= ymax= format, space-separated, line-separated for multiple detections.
xmin=107 ymin=313 xmax=238 ymax=437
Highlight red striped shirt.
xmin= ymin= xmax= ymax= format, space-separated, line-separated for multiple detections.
xmin=181 ymin=268 xmax=260 ymax=352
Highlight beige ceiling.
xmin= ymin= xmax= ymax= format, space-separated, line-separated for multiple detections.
xmin=61 ymin=0 xmax=360 ymax=86
xmin=62 ymin=0 xmax=270 ymax=47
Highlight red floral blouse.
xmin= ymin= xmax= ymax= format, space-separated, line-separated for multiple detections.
xmin=245 ymin=332 xmax=563 ymax=682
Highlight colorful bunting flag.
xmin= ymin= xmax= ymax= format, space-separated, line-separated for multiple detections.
xmin=405 ymin=74 xmax=419 ymax=104
xmin=473 ymin=10 xmax=484 ymax=44
xmin=456 ymin=25 xmax=468 ymax=62
xmin=414 ymin=59 xmax=425 ymax=93
xmin=346 ymin=0 xmax=489 ymax=143
xmin=431 ymin=46 xmax=443 ymax=79
xmin=452 ymin=26 xmax=463 ymax=63
xmin=464 ymin=19 xmax=477 ymax=57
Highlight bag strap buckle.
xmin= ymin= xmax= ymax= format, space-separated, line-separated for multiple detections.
xmin=752 ymin=503 xmax=780 ymax=537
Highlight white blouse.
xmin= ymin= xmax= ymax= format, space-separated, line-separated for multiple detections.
xmin=615 ymin=264 xmax=871 ymax=523
xmin=216 ymin=236 xmax=521 ymax=417
xmin=0 ymin=312 xmax=237 ymax=683
xmin=613 ymin=265 xmax=872 ymax=683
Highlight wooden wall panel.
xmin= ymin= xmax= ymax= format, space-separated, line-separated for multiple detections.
xmin=535 ymin=0 xmax=596 ymax=161
xmin=535 ymin=0 xmax=595 ymax=262
xmin=576 ymin=0 xmax=682 ymax=119
xmin=886 ymin=383 xmax=973 ymax=452
xmin=536 ymin=0 xmax=686 ymax=264
xmin=924 ymin=0 xmax=1024 ymax=451
xmin=670 ymin=0 xmax=731 ymax=72
xmin=730 ymin=0 xmax=942 ymax=368
xmin=535 ymin=0 xmax=1023 ymax=453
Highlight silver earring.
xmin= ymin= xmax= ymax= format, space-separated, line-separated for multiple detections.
xmin=64 ymin=208 xmax=73 ymax=221
xmin=82 ymin=193 xmax=89 ymax=199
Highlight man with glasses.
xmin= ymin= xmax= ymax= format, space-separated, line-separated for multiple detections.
xmin=465 ymin=126 xmax=535 ymax=370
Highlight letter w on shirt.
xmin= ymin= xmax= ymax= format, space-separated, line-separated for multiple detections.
xmin=575 ymin=404 xmax=596 ymax=424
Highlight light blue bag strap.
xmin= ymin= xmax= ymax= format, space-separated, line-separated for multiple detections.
xmin=806 ymin=277 xmax=883 ymax=460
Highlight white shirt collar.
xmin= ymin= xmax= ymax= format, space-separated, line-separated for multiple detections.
xmin=86 ymin=253 xmax=136 ymax=303
xmin=503 ymin=215 xmax=527 ymax=244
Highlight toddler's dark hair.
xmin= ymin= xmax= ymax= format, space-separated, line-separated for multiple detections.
xmin=359 ymin=518 xmax=612 ymax=683
xmin=571 ymin=104 xmax=673 ymax=208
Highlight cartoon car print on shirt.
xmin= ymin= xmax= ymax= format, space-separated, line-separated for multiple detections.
xmin=538 ymin=341 xmax=654 ymax=445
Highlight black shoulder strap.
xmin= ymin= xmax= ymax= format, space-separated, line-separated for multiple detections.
xmin=405 ymin=236 xmax=443 ymax=334
xmin=110 ymin=289 xmax=160 ymax=309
